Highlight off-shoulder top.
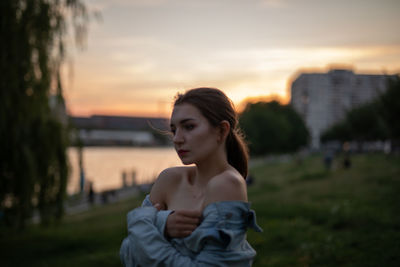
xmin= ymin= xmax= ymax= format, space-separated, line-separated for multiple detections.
xmin=120 ymin=195 xmax=262 ymax=267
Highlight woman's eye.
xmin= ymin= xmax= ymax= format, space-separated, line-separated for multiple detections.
xmin=170 ymin=129 xmax=176 ymax=135
xmin=185 ymin=124 xmax=195 ymax=130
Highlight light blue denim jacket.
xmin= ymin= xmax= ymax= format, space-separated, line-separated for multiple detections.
xmin=120 ymin=195 xmax=262 ymax=266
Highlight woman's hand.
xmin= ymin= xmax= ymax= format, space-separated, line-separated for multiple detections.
xmin=154 ymin=203 xmax=201 ymax=238
xmin=165 ymin=210 xmax=201 ymax=238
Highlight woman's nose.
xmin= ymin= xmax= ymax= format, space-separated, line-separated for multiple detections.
xmin=173 ymin=129 xmax=184 ymax=144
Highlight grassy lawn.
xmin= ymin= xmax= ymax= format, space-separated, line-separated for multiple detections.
xmin=248 ymin=153 xmax=400 ymax=267
xmin=0 ymin=194 xmax=145 ymax=267
xmin=1 ymin=153 xmax=399 ymax=266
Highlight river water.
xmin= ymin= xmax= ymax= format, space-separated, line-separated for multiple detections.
xmin=67 ymin=146 xmax=182 ymax=195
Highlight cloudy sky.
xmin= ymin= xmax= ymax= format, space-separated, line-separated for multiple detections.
xmin=64 ymin=0 xmax=400 ymax=118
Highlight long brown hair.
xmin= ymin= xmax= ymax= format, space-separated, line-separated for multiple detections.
xmin=174 ymin=87 xmax=249 ymax=179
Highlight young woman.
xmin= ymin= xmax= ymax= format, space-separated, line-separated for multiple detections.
xmin=120 ymin=88 xmax=262 ymax=266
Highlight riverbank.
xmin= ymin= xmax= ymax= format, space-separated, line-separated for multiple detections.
xmin=2 ymin=153 xmax=399 ymax=266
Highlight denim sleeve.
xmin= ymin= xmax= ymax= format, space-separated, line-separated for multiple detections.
xmin=141 ymin=194 xmax=172 ymax=235
xmin=122 ymin=198 xmax=259 ymax=267
xmin=120 ymin=195 xmax=173 ymax=267
xmin=126 ymin=207 xmax=205 ymax=266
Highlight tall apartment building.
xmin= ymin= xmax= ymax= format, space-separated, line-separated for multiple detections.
xmin=290 ymin=69 xmax=393 ymax=149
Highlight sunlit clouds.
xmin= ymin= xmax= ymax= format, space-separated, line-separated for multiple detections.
xmin=64 ymin=0 xmax=400 ymax=117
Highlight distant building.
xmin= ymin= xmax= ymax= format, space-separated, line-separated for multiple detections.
xmin=290 ymin=69 xmax=394 ymax=149
xmin=69 ymin=115 xmax=169 ymax=146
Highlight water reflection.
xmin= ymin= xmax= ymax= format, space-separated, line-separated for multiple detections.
xmin=67 ymin=147 xmax=182 ymax=194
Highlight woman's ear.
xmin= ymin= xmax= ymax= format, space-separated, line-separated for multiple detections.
xmin=218 ymin=120 xmax=230 ymax=143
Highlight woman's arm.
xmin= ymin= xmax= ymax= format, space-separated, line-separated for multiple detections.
xmin=149 ymin=168 xmax=174 ymax=210
xmin=125 ymin=206 xmax=204 ymax=266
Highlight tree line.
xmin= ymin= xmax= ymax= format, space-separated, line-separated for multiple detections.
xmin=320 ymin=76 xmax=400 ymax=151
xmin=239 ymin=101 xmax=309 ymax=156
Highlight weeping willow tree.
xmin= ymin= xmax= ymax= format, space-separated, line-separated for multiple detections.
xmin=0 ymin=0 xmax=88 ymax=228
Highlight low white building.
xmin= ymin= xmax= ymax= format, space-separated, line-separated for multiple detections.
xmin=77 ymin=129 xmax=154 ymax=146
xmin=69 ymin=115 xmax=169 ymax=146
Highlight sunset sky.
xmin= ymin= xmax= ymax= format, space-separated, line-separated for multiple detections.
xmin=64 ymin=0 xmax=400 ymax=118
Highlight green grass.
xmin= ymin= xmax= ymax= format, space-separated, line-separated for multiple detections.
xmin=1 ymin=154 xmax=399 ymax=266
xmin=0 ymin=193 xmax=145 ymax=267
xmin=247 ymin=153 xmax=400 ymax=267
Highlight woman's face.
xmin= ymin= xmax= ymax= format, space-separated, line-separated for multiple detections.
xmin=170 ymin=103 xmax=220 ymax=165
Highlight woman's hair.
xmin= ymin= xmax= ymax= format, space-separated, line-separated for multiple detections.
xmin=174 ymin=87 xmax=249 ymax=179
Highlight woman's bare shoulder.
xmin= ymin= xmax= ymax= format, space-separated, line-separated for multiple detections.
xmin=149 ymin=166 xmax=193 ymax=205
xmin=204 ymin=169 xmax=248 ymax=207
xmin=157 ymin=166 xmax=193 ymax=182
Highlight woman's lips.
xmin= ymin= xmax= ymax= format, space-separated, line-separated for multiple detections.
xmin=177 ymin=150 xmax=189 ymax=157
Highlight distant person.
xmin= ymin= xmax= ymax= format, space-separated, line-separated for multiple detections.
xmin=120 ymin=88 xmax=262 ymax=266
xmin=342 ymin=142 xmax=351 ymax=169
xmin=324 ymin=149 xmax=334 ymax=170
xmin=343 ymin=155 xmax=351 ymax=169
xmin=122 ymin=171 xmax=128 ymax=187
xmin=88 ymin=182 xmax=95 ymax=205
